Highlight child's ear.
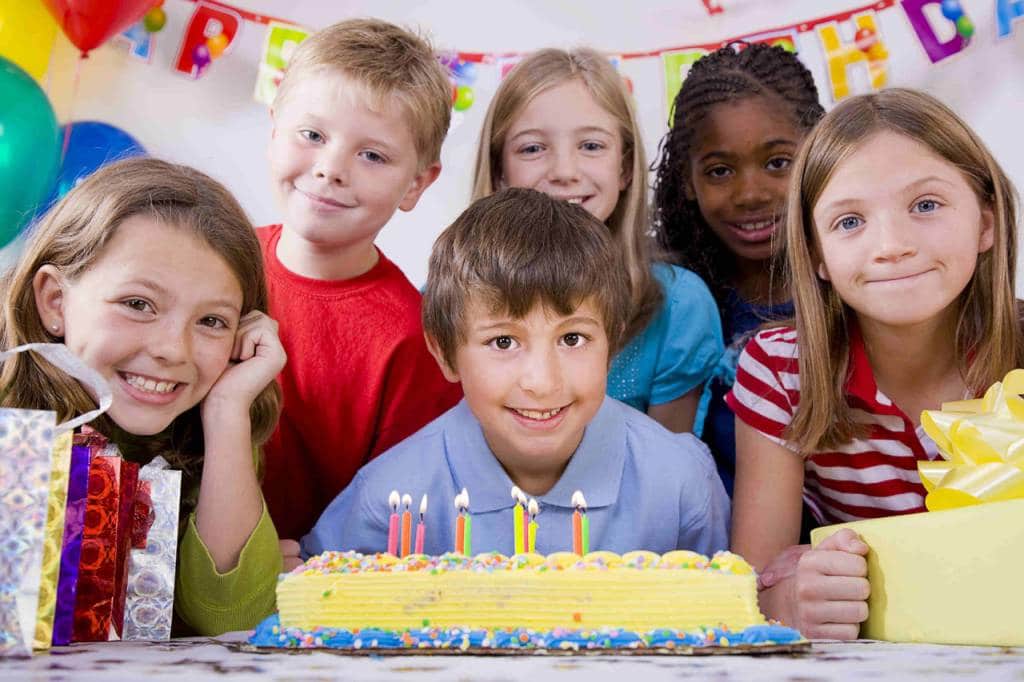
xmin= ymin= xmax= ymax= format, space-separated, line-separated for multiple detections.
xmin=398 ymin=161 xmax=442 ymax=212
xmin=33 ymin=265 xmax=66 ymax=337
xmin=816 ymin=261 xmax=831 ymax=282
xmin=424 ymin=333 xmax=460 ymax=383
xmin=978 ymin=205 xmax=996 ymax=254
xmin=619 ymin=160 xmax=632 ymax=192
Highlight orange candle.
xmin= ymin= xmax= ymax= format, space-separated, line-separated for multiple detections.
xmin=454 ymin=490 xmax=467 ymax=554
xmin=400 ymin=493 xmax=412 ymax=557
xmin=571 ymin=490 xmax=584 ymax=555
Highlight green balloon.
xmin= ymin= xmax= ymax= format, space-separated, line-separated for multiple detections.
xmin=0 ymin=56 xmax=60 ymax=248
xmin=956 ymin=15 xmax=975 ymax=39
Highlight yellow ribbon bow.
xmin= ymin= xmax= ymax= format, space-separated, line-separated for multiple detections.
xmin=919 ymin=369 xmax=1024 ymax=511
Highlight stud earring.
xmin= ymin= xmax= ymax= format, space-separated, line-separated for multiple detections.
xmin=51 ymin=323 xmax=60 ymax=332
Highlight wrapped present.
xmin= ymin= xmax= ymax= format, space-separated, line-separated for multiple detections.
xmin=31 ymin=431 xmax=73 ymax=650
xmin=811 ymin=370 xmax=1024 ymax=646
xmin=51 ymin=441 xmax=93 ymax=646
xmin=0 ymin=343 xmax=110 ymax=658
xmin=124 ymin=457 xmax=181 ymax=641
xmin=72 ymin=453 xmax=139 ymax=642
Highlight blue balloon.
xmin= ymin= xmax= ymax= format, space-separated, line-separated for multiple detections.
xmin=940 ymin=0 xmax=964 ymax=21
xmin=46 ymin=120 xmax=146 ymax=208
xmin=453 ymin=60 xmax=477 ymax=85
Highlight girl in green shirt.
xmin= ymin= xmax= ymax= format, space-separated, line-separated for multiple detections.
xmin=1 ymin=157 xmax=285 ymax=635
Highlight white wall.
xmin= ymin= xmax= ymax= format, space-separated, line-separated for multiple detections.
xmin=10 ymin=0 xmax=1024 ymax=288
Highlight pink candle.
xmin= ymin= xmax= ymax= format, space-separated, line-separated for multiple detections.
xmin=386 ymin=490 xmax=400 ymax=555
xmin=414 ymin=494 xmax=427 ymax=554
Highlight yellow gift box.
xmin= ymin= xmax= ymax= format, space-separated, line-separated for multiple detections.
xmin=811 ymin=371 xmax=1024 ymax=646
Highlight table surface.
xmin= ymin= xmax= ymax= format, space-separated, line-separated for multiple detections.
xmin=4 ymin=633 xmax=1023 ymax=681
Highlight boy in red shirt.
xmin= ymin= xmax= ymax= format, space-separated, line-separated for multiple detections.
xmin=259 ymin=18 xmax=461 ymax=540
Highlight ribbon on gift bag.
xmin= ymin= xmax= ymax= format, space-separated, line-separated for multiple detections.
xmin=0 ymin=343 xmax=111 ymax=658
xmin=919 ymin=369 xmax=1024 ymax=511
xmin=123 ymin=457 xmax=181 ymax=641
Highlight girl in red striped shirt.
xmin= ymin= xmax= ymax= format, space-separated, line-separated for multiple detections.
xmin=728 ymin=89 xmax=1020 ymax=639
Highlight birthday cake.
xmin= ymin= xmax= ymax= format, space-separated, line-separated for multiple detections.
xmin=249 ymin=550 xmax=806 ymax=653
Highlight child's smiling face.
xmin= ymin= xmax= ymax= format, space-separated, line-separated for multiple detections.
xmin=34 ymin=216 xmax=243 ymax=435
xmin=500 ymin=79 xmax=628 ymax=223
xmin=687 ymin=95 xmax=801 ymax=265
xmin=434 ymin=295 xmax=610 ymax=493
xmin=812 ymin=130 xmax=994 ymax=330
xmin=268 ymin=70 xmax=437 ymax=261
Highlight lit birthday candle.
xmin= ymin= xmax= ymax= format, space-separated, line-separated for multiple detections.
xmin=511 ymin=485 xmax=525 ymax=555
xmin=454 ymin=491 xmax=466 ymax=554
xmin=527 ymin=498 xmax=539 ymax=554
xmin=462 ymin=488 xmax=473 ymax=556
xmin=415 ymin=494 xmax=427 ymax=555
xmin=387 ymin=490 xmax=400 ymax=556
xmin=571 ymin=490 xmax=585 ymax=556
xmin=400 ymin=493 xmax=412 ymax=557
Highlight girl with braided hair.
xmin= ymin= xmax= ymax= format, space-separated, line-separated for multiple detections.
xmin=652 ymin=42 xmax=824 ymax=494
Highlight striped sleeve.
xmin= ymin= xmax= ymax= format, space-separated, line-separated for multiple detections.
xmin=724 ymin=327 xmax=800 ymax=451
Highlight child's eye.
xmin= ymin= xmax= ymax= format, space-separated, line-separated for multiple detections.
xmin=198 ymin=316 xmax=230 ymax=330
xmin=913 ymin=199 xmax=940 ymax=213
xmin=517 ymin=143 xmax=544 ymax=155
xmin=360 ymin=150 xmax=387 ymax=164
xmin=705 ymin=165 xmax=732 ymax=179
xmin=488 ymin=335 xmax=518 ymax=351
xmin=122 ymin=298 xmax=153 ymax=314
xmin=580 ymin=141 xmax=606 ymax=153
xmin=299 ymin=130 xmax=324 ymax=144
xmin=561 ymin=332 xmax=589 ymax=348
xmin=766 ymin=156 xmax=792 ymax=171
xmin=835 ymin=215 xmax=864 ymax=232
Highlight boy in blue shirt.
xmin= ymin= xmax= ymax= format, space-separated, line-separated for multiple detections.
xmin=301 ymin=188 xmax=729 ymax=559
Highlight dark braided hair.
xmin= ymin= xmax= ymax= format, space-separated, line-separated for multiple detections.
xmin=652 ymin=42 xmax=824 ymax=308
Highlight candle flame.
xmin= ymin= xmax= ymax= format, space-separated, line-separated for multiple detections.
xmin=510 ymin=485 xmax=523 ymax=502
xmin=461 ymin=487 xmax=470 ymax=509
xmin=571 ymin=490 xmax=585 ymax=510
xmin=389 ymin=490 xmax=400 ymax=510
xmin=401 ymin=493 xmax=412 ymax=509
xmin=528 ymin=498 xmax=539 ymax=517
xmin=419 ymin=494 xmax=428 ymax=516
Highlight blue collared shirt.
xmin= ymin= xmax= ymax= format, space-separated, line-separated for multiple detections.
xmin=302 ymin=397 xmax=730 ymax=558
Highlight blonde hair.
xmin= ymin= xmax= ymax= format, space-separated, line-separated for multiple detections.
xmin=0 ymin=157 xmax=282 ymax=487
xmin=274 ymin=18 xmax=451 ymax=169
xmin=424 ymin=188 xmax=632 ymax=369
xmin=784 ymin=88 xmax=1020 ymax=452
xmin=471 ymin=47 xmax=661 ymax=341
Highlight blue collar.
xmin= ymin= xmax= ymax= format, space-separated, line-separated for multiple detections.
xmin=442 ymin=397 xmax=627 ymax=513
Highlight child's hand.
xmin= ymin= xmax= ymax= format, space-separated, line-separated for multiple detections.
xmin=790 ymin=528 xmax=870 ymax=639
xmin=204 ymin=311 xmax=286 ymax=416
xmin=280 ymin=539 xmax=304 ymax=571
xmin=757 ymin=543 xmax=810 ymax=591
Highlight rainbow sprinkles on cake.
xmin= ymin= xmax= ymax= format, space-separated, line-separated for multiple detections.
xmin=249 ymin=489 xmax=806 ymax=653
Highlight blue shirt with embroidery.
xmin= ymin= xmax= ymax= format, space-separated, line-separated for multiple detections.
xmin=700 ymin=290 xmax=794 ymax=496
xmin=301 ymin=397 xmax=730 ymax=558
xmin=607 ymin=264 xmax=724 ymax=424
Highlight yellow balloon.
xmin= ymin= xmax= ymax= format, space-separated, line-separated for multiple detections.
xmin=0 ymin=0 xmax=58 ymax=82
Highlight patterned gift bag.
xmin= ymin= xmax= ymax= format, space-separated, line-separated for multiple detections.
xmin=124 ymin=457 xmax=181 ymax=641
xmin=0 ymin=344 xmax=111 ymax=658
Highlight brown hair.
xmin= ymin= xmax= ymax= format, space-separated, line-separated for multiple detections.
xmin=0 ymin=157 xmax=282 ymax=485
xmin=470 ymin=47 xmax=661 ymax=343
xmin=784 ymin=88 xmax=1020 ymax=451
xmin=423 ymin=187 xmax=631 ymax=369
xmin=274 ymin=18 xmax=451 ymax=169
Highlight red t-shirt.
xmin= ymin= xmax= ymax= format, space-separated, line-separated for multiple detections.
xmin=257 ymin=225 xmax=462 ymax=538
xmin=726 ymin=325 xmax=940 ymax=525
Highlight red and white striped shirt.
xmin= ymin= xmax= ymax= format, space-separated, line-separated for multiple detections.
xmin=726 ymin=325 xmax=940 ymax=525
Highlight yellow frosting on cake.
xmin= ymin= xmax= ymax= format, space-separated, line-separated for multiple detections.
xmin=277 ymin=551 xmax=767 ymax=633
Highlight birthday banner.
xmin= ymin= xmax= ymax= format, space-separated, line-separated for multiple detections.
xmin=112 ymin=0 xmax=1022 ymax=117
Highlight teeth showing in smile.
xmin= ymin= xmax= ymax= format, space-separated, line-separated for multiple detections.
xmin=513 ymin=406 xmax=564 ymax=420
xmin=736 ymin=219 xmax=775 ymax=232
xmin=124 ymin=373 xmax=177 ymax=394
xmin=566 ymin=197 xmax=584 ymax=205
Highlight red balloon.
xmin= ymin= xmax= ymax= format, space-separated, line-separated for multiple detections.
xmin=42 ymin=0 xmax=159 ymax=55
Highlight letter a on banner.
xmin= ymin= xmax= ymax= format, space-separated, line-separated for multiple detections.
xmin=815 ymin=11 xmax=889 ymax=101
xmin=174 ymin=1 xmax=242 ymax=79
